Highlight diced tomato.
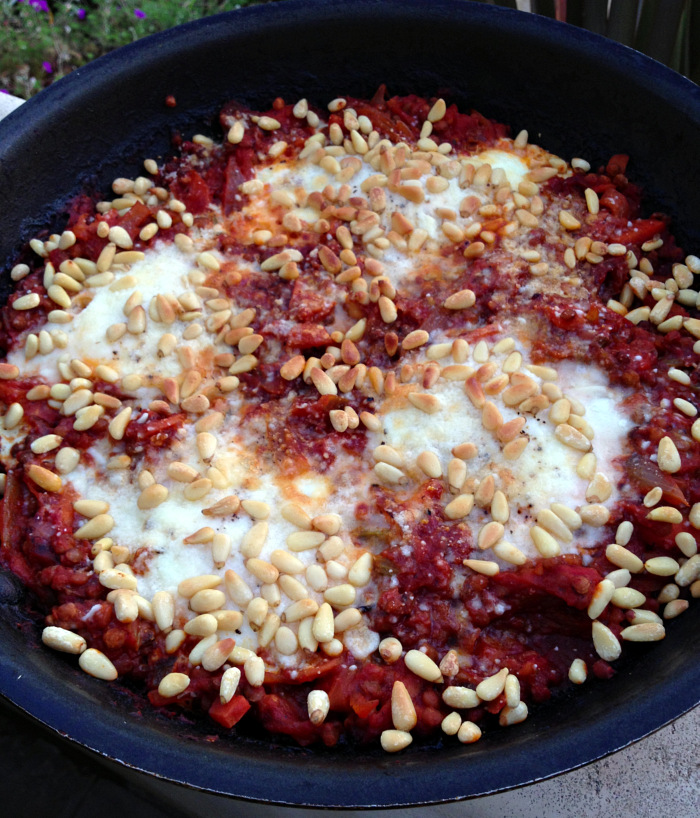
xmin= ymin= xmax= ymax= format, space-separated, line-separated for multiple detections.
xmin=606 ymin=154 xmax=629 ymax=177
xmin=625 ymin=453 xmax=687 ymax=506
xmin=615 ymin=219 xmax=666 ymax=245
xmin=286 ymin=323 xmax=332 ymax=349
xmin=257 ymin=693 xmax=320 ymax=745
xmin=350 ymin=695 xmax=380 ymax=719
xmin=117 ymin=201 xmax=153 ymax=237
xmin=222 ymin=150 xmax=256 ymax=213
xmin=170 ymin=170 xmax=211 ymax=214
xmin=0 ymin=92 xmax=694 ymax=752
xmin=288 ymin=280 xmax=336 ymax=323
xmin=599 ymin=188 xmax=630 ymax=220
xmin=495 ymin=560 xmax=602 ymax=611
xmin=208 ymin=694 xmax=251 ymax=729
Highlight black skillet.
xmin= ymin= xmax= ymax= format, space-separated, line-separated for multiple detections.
xmin=0 ymin=0 xmax=699 ymax=808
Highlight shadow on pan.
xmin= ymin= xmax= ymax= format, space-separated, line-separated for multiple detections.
xmin=0 ymin=0 xmax=699 ymax=807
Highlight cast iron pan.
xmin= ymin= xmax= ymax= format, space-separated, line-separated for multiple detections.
xmin=0 ymin=0 xmax=699 ymax=808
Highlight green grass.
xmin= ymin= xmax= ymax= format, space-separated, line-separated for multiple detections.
xmin=0 ymin=1 xmax=272 ymax=99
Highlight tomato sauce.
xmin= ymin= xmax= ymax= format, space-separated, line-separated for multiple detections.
xmin=0 ymin=92 xmax=697 ymax=750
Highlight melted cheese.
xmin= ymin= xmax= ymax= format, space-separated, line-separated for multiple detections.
xmin=364 ymin=332 xmax=631 ymax=562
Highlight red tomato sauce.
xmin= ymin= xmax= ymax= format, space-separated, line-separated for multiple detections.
xmin=0 ymin=93 xmax=697 ymax=750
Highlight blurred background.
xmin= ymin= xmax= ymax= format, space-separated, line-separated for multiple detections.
xmin=1 ymin=0 xmax=699 ymax=101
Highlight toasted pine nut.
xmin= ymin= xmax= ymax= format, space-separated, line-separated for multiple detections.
xmin=79 ymin=648 xmax=118 ymax=680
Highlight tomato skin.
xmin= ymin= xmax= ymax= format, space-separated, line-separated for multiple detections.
xmin=117 ymin=200 xmax=153 ymax=236
xmin=599 ymin=188 xmax=630 ymax=220
xmin=615 ymin=218 xmax=666 ymax=245
xmin=171 ymin=170 xmax=211 ymax=215
xmin=208 ymin=695 xmax=251 ymax=729
xmin=625 ymin=453 xmax=687 ymax=506
xmin=286 ymin=323 xmax=333 ymax=350
xmin=256 ymin=693 xmax=324 ymax=746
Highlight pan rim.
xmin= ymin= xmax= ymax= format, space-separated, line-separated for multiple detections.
xmin=0 ymin=0 xmax=699 ymax=807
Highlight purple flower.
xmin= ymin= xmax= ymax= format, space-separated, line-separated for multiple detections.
xmin=20 ymin=0 xmax=50 ymax=11
xmin=0 ymin=89 xmax=10 ymax=95
xmin=42 ymin=61 xmax=53 ymax=74
xmin=76 ymin=8 xmax=86 ymax=19
xmin=134 ymin=8 xmax=147 ymax=18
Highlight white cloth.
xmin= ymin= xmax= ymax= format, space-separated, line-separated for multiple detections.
xmin=0 ymin=93 xmax=24 ymax=123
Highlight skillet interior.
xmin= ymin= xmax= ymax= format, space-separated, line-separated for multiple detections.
xmin=0 ymin=0 xmax=699 ymax=807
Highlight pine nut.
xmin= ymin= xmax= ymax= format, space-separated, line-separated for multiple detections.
xmin=588 ymin=579 xmax=615 ymax=619
xmin=444 ymin=288 xmax=476 ymax=309
xmin=165 ymin=630 xmax=186 ymax=654
xmin=225 ymin=570 xmax=253 ymax=607
xmin=663 ymin=599 xmax=689 ymax=619
xmin=442 ymin=712 xmax=462 ymax=735
xmin=220 ymin=667 xmax=241 ymax=703
xmin=457 ymin=721 xmax=482 ymax=744
xmin=42 ymin=626 xmax=86 ymax=654
xmin=138 ymin=483 xmax=169 ymax=510
xmin=404 ymin=649 xmax=442 ymax=682
xmin=334 ymin=607 xmax=362 ymax=632
xmin=606 ymin=544 xmax=644 ymax=573
xmin=79 ymin=648 xmax=118 ymax=680
xmin=348 ymin=552 xmax=372 ymax=586
xmin=675 ymin=555 xmax=700 ymax=587
xmin=240 ymin=522 xmax=268 ymax=559
xmin=308 ymin=689 xmax=330 ymax=725
xmin=99 ymin=568 xmax=137 ymax=591
xmin=158 ymin=672 xmax=190 ymax=698
xmin=323 ymin=583 xmax=356 ymax=607
xmin=108 ymin=406 xmax=132 ymax=440
xmin=592 ymin=620 xmax=621 ymax=661
xmin=241 ymin=499 xmax=270 ymax=519
xmin=288 ymin=531 xmax=325 ymax=552
xmin=381 ymin=729 xmax=413 ymax=752
xmin=202 ymin=638 xmax=236 ymax=671
xmin=190 ymin=588 xmax=226 ymax=613
xmin=568 ymin=658 xmax=587 ymax=684
xmin=628 ymin=609 xmax=663 ymax=625
xmin=536 ymin=508 xmax=573 ymax=542
xmin=188 ymin=634 xmax=218 ymax=666
xmin=476 ymin=667 xmax=508 ymax=701
xmin=178 ymin=574 xmax=221 ymax=599
xmin=391 ymin=681 xmax=417 ymax=731
xmin=284 ymin=598 xmax=319 ymax=623
xmin=620 ymin=623 xmax=665 ymax=642
xmin=492 ymin=541 xmax=527 ymax=565
xmin=152 ymin=591 xmax=175 ymax=631
xmin=611 ymin=587 xmax=645 ymax=609
xmin=26 ymin=464 xmax=62 ymax=492
xmin=416 ymin=450 xmax=441 ymax=478
xmin=312 ymin=602 xmax=335 ymax=643
xmin=645 ymin=556 xmax=680 ymax=576
xmin=74 ymin=499 xmax=110 ymax=518
xmin=442 ymin=686 xmax=479 ymax=709
xmin=657 ymin=436 xmax=681 ymax=473
xmin=244 ymin=655 xmax=265 ymax=686
xmin=499 ymin=702 xmax=528 ymax=726
xmin=74 ymin=514 xmax=114 ymax=539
